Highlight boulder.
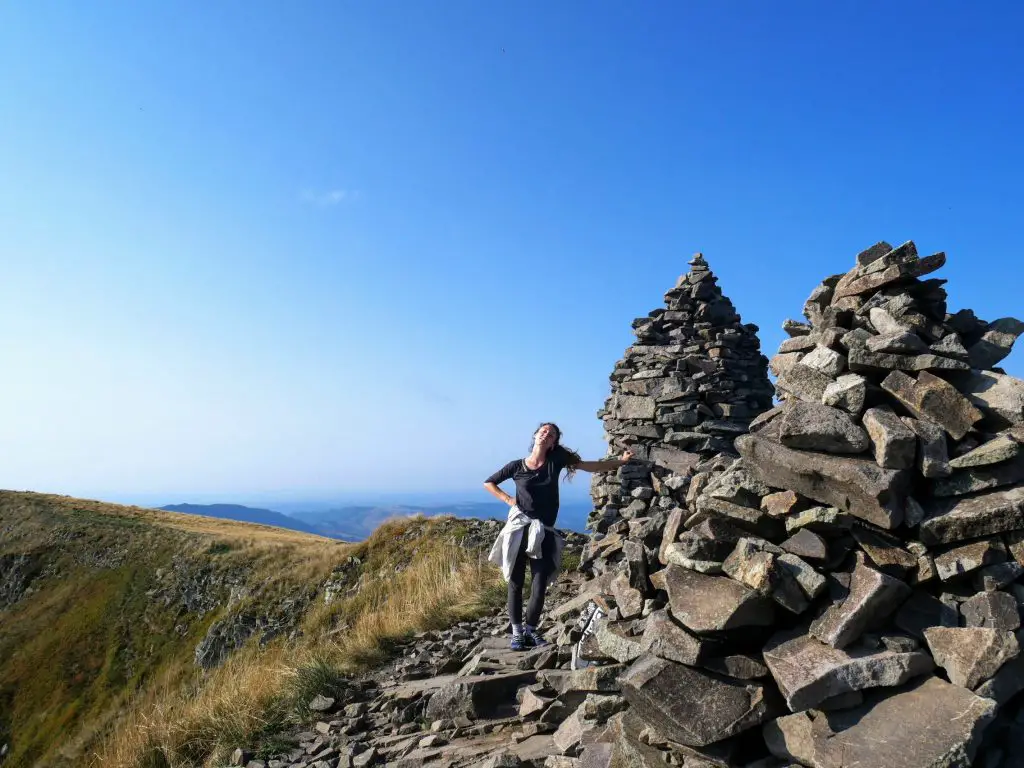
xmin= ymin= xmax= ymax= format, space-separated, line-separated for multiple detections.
xmin=593 ymin=621 xmax=644 ymax=664
xmin=961 ymin=591 xmax=1021 ymax=631
xmin=933 ymin=452 xmax=1024 ymax=498
xmin=850 ymin=527 xmax=916 ymax=578
xmin=949 ymin=434 xmax=1021 ymax=469
xmin=764 ymin=676 xmax=995 ymax=768
xmin=610 ymin=574 xmax=644 ymax=620
xmin=761 ymin=490 xmax=805 ymax=518
xmin=425 ymin=671 xmax=537 ymax=721
xmin=821 ymin=373 xmax=868 ymax=415
xmin=780 ymin=529 xmax=829 ymax=562
xmin=778 ymin=401 xmax=870 ymax=454
xmin=867 ymin=331 xmax=928 ymax=354
xmin=736 ymin=434 xmax=911 ymax=529
xmin=919 ymin=485 xmax=1024 ymax=545
xmin=974 ymin=561 xmax=1024 ymax=592
xmin=967 ymin=317 xmax=1024 ymax=369
xmin=933 ymin=537 xmax=1006 ymax=582
xmin=777 ymin=363 xmax=835 ymax=404
xmin=923 ymin=627 xmax=1019 ymax=689
xmin=660 ymin=565 xmax=775 ymax=632
xmin=619 ymin=654 xmax=778 ymax=747
xmin=831 ymin=247 xmax=945 ymax=300
xmin=862 ymin=407 xmax=917 ymax=469
xmin=894 ymin=591 xmax=959 ymax=639
xmin=639 ymin=609 xmax=704 ymax=666
xmin=799 ymin=345 xmax=847 ymax=378
xmin=974 ymin=635 xmax=1024 ymax=705
xmin=902 ymin=417 xmax=951 ymax=479
xmin=848 ymin=348 xmax=969 ymax=374
xmin=763 ymin=631 xmax=934 ymax=711
xmin=722 ymin=539 xmax=820 ymax=614
xmin=881 ymin=370 xmax=983 ymax=440
xmin=613 ymin=395 xmax=656 ymax=421
xmin=855 ymin=241 xmax=893 ymax=266
xmin=810 ymin=554 xmax=910 ymax=649
xmin=950 ymin=369 xmax=1024 ymax=430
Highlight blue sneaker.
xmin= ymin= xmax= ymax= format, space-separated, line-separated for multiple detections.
xmin=524 ymin=626 xmax=549 ymax=647
xmin=511 ymin=634 xmax=528 ymax=652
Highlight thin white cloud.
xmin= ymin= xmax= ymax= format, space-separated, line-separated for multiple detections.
xmin=300 ymin=188 xmax=361 ymax=207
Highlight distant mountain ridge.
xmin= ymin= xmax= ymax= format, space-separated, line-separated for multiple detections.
xmin=159 ymin=503 xmax=331 ymax=538
xmin=158 ymin=499 xmax=593 ymax=541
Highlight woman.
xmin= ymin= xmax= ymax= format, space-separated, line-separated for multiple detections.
xmin=484 ymin=422 xmax=633 ymax=651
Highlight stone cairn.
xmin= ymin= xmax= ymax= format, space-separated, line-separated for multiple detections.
xmin=568 ymin=240 xmax=1024 ymax=768
xmin=584 ymin=254 xmax=774 ymax=581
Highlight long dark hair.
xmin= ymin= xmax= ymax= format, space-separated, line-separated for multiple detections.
xmin=532 ymin=422 xmax=582 ymax=481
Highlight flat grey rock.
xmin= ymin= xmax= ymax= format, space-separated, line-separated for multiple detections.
xmin=799 ymin=345 xmax=847 ymax=378
xmin=737 ymin=434 xmax=911 ymax=530
xmin=863 ymin=407 xmax=917 ymax=469
xmin=949 ymin=434 xmax=1021 ymax=469
xmin=780 ymin=529 xmax=829 ymax=562
xmin=924 ymin=627 xmax=1019 ymax=689
xmin=934 ymin=537 xmax=1006 ymax=582
xmin=933 ymin=452 xmax=1024 ymax=498
xmin=639 ymin=609 xmax=703 ymax=666
xmin=950 ymin=369 xmax=1024 ymax=430
xmin=779 ymin=401 xmax=870 ymax=455
xmin=961 ymin=591 xmax=1021 ymax=631
xmin=810 ymin=554 xmax=911 ymax=649
xmin=867 ymin=331 xmax=928 ymax=354
xmin=881 ymin=370 xmax=983 ymax=440
xmin=619 ymin=654 xmax=778 ymax=747
xmin=763 ymin=631 xmax=933 ymax=711
xmin=820 ymin=373 xmax=867 ymax=415
xmin=967 ymin=317 xmax=1024 ymax=369
xmin=919 ymin=485 xmax=1024 ymax=545
xmin=763 ymin=676 xmax=995 ymax=768
xmin=777 ymin=363 xmax=835 ymax=404
xmin=894 ymin=591 xmax=959 ymax=639
xmin=660 ymin=564 xmax=775 ymax=633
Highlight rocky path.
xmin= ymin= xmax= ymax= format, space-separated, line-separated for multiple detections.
xmin=231 ymin=572 xmax=630 ymax=768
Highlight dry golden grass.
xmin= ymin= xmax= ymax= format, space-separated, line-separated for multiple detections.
xmin=95 ymin=647 xmax=293 ymax=768
xmin=89 ymin=512 xmax=504 ymax=768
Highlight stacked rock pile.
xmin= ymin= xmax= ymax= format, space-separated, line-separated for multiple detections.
xmin=584 ymin=255 xmax=774 ymax=579
xmin=573 ymin=240 xmax=1024 ymax=767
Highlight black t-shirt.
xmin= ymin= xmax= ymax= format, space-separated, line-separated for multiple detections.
xmin=485 ymin=448 xmax=574 ymax=527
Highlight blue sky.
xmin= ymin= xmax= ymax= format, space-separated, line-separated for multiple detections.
xmin=1 ymin=2 xmax=1022 ymax=505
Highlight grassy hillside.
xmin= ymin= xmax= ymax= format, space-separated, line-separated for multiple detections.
xmin=0 ymin=491 xmax=505 ymax=768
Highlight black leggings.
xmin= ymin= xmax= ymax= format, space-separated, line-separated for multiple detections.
xmin=508 ymin=533 xmax=557 ymax=628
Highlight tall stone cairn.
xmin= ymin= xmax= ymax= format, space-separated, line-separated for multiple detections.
xmin=587 ymin=253 xmax=774 ymax=544
xmin=557 ymin=240 xmax=1024 ymax=768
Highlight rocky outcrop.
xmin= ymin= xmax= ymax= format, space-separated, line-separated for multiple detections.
xmin=0 ymin=552 xmax=42 ymax=609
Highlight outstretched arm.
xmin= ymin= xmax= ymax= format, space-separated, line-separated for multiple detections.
xmin=574 ymin=450 xmax=634 ymax=473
